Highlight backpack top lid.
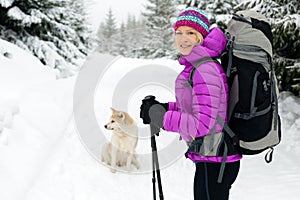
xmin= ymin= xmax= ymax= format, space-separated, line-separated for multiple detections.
xmin=227 ymin=10 xmax=273 ymax=65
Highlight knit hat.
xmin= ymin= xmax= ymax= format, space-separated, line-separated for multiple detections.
xmin=174 ymin=7 xmax=210 ymax=38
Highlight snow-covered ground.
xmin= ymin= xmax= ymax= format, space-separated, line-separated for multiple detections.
xmin=0 ymin=39 xmax=300 ymax=200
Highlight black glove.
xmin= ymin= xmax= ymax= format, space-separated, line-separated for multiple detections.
xmin=140 ymin=95 xmax=159 ymax=124
xmin=140 ymin=95 xmax=168 ymax=124
xmin=149 ymin=104 xmax=167 ymax=130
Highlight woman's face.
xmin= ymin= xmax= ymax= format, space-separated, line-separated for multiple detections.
xmin=175 ymin=26 xmax=203 ymax=55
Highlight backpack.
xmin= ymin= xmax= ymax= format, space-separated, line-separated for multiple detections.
xmin=187 ymin=10 xmax=281 ymax=164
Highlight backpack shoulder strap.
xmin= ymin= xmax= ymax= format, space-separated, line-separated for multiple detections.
xmin=187 ymin=57 xmax=220 ymax=88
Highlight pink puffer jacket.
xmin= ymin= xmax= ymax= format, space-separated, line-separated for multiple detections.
xmin=163 ymin=27 xmax=242 ymax=163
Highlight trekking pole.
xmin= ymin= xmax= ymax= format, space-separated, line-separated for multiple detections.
xmin=141 ymin=95 xmax=164 ymax=200
xmin=150 ymin=124 xmax=164 ymax=200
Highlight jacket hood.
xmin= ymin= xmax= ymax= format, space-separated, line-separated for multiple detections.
xmin=179 ymin=27 xmax=226 ymax=67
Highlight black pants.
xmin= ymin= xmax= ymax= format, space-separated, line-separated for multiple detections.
xmin=194 ymin=161 xmax=240 ymax=200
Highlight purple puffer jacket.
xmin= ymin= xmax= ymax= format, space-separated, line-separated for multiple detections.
xmin=163 ymin=27 xmax=242 ymax=163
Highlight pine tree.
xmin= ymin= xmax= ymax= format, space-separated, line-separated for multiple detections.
xmin=141 ymin=0 xmax=177 ymax=58
xmin=208 ymin=0 xmax=238 ymax=31
xmin=97 ymin=8 xmax=118 ymax=55
xmin=179 ymin=0 xmax=238 ymax=31
xmin=115 ymin=22 xmax=127 ymax=56
xmin=0 ymin=0 xmax=91 ymax=77
xmin=67 ymin=0 xmax=93 ymax=55
xmin=236 ymin=0 xmax=300 ymax=96
xmin=124 ymin=14 xmax=140 ymax=57
xmin=96 ymin=22 xmax=106 ymax=52
xmin=179 ymin=0 xmax=200 ymax=7
xmin=96 ymin=11 xmax=147 ymax=58
xmin=193 ymin=0 xmax=237 ymax=31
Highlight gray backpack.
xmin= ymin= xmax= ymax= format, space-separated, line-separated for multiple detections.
xmin=186 ymin=10 xmax=281 ymax=165
xmin=222 ymin=10 xmax=281 ymax=161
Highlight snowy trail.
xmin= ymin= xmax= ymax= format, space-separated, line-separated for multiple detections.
xmin=22 ymin=122 xmax=300 ymax=200
xmin=1 ymin=82 xmax=300 ymax=200
xmin=0 ymin=42 xmax=300 ymax=199
xmin=25 ymin=120 xmax=196 ymax=200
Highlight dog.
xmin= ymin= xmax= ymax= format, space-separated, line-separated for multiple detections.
xmin=101 ymin=108 xmax=140 ymax=173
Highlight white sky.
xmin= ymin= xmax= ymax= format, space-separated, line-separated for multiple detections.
xmin=86 ymin=0 xmax=147 ymax=31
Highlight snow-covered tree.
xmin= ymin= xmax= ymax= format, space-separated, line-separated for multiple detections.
xmin=114 ymin=22 xmax=127 ymax=56
xmin=124 ymin=14 xmax=137 ymax=57
xmin=96 ymin=11 xmax=148 ymax=58
xmin=180 ymin=0 xmax=238 ymax=31
xmin=236 ymin=0 xmax=300 ymax=96
xmin=97 ymin=8 xmax=118 ymax=55
xmin=179 ymin=0 xmax=200 ymax=7
xmin=67 ymin=0 xmax=93 ymax=55
xmin=117 ymin=15 xmax=140 ymax=58
xmin=207 ymin=0 xmax=238 ymax=31
xmin=96 ymin=21 xmax=106 ymax=52
xmin=0 ymin=0 xmax=91 ymax=77
xmin=141 ymin=0 xmax=177 ymax=58
xmin=124 ymin=14 xmax=145 ymax=58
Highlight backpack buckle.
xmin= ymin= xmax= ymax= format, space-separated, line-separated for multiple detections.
xmin=225 ymin=32 xmax=231 ymax=40
xmin=226 ymin=36 xmax=235 ymax=50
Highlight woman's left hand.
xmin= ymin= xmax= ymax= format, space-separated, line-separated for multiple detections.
xmin=140 ymin=98 xmax=160 ymax=124
xmin=148 ymin=104 xmax=166 ymax=129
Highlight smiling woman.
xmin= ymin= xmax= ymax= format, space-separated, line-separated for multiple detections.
xmin=139 ymin=6 xmax=242 ymax=200
xmin=175 ymin=26 xmax=204 ymax=55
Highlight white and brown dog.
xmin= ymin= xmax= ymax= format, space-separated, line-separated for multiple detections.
xmin=101 ymin=108 xmax=140 ymax=172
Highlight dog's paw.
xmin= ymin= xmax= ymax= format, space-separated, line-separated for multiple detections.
xmin=110 ymin=168 xmax=117 ymax=173
xmin=126 ymin=165 xmax=135 ymax=172
xmin=135 ymin=163 xmax=141 ymax=170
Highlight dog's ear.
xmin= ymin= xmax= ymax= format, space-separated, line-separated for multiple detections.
xmin=110 ymin=107 xmax=116 ymax=113
xmin=118 ymin=112 xmax=125 ymax=120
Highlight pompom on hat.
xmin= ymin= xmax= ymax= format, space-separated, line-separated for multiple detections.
xmin=174 ymin=7 xmax=210 ymax=38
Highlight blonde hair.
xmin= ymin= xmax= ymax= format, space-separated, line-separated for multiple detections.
xmin=195 ymin=31 xmax=204 ymax=44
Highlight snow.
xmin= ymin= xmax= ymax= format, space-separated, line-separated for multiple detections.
xmin=281 ymin=14 xmax=300 ymax=29
xmin=0 ymin=39 xmax=300 ymax=200
xmin=0 ymin=0 xmax=13 ymax=8
xmin=7 ymin=6 xmax=41 ymax=26
xmin=0 ymin=39 xmax=56 ymax=104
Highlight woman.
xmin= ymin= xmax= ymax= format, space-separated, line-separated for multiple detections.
xmin=140 ymin=7 xmax=242 ymax=200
